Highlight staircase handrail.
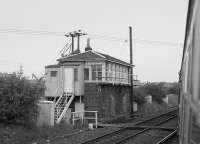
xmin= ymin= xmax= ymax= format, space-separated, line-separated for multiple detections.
xmin=56 ymin=93 xmax=69 ymax=116
xmin=55 ymin=90 xmax=64 ymax=106
xmin=55 ymin=93 xmax=73 ymax=120
xmin=56 ymin=93 xmax=75 ymax=123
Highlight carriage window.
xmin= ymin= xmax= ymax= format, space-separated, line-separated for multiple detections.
xmin=50 ymin=71 xmax=57 ymax=77
xmin=84 ymin=68 xmax=89 ymax=80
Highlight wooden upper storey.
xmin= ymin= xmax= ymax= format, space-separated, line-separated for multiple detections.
xmin=46 ymin=50 xmax=134 ymax=85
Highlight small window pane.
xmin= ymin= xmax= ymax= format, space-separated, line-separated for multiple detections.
xmin=50 ymin=71 xmax=57 ymax=77
xmin=111 ymin=64 xmax=115 ymax=71
xmin=92 ymin=65 xmax=96 ymax=80
xmin=91 ymin=64 xmax=102 ymax=80
xmin=97 ymin=65 xmax=102 ymax=71
xmin=84 ymin=68 xmax=89 ymax=80
xmin=74 ymin=68 xmax=78 ymax=81
xmin=98 ymin=72 xmax=102 ymax=80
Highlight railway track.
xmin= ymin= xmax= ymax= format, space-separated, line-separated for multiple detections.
xmin=134 ymin=110 xmax=177 ymax=126
xmin=80 ymin=109 xmax=178 ymax=144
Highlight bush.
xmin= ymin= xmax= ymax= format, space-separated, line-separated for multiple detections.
xmin=133 ymin=88 xmax=146 ymax=105
xmin=143 ymin=83 xmax=166 ymax=103
xmin=0 ymin=73 xmax=44 ymax=126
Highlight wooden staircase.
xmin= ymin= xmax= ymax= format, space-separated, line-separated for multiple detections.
xmin=54 ymin=92 xmax=75 ymax=124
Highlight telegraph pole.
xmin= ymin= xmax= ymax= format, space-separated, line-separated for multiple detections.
xmin=17 ymin=64 xmax=24 ymax=78
xmin=65 ymin=30 xmax=86 ymax=53
xmin=76 ymin=30 xmax=87 ymax=52
xmin=77 ymin=33 xmax=80 ymax=52
xmin=129 ymin=26 xmax=134 ymax=114
xmin=71 ymin=33 xmax=75 ymax=52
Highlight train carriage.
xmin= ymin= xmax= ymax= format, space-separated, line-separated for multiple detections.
xmin=179 ymin=0 xmax=200 ymax=143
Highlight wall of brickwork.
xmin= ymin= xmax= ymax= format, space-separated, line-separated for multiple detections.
xmin=84 ymin=83 xmax=131 ymax=120
xmin=84 ymin=83 xmax=100 ymax=112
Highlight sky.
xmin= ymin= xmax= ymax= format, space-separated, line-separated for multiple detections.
xmin=0 ymin=0 xmax=189 ymax=82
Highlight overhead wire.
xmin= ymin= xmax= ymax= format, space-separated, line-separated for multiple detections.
xmin=133 ymin=38 xmax=183 ymax=46
xmin=48 ymin=40 xmax=72 ymax=65
xmin=0 ymin=28 xmax=183 ymax=46
xmin=87 ymin=33 xmax=127 ymax=42
xmin=58 ymin=43 xmax=69 ymax=55
xmin=62 ymin=43 xmax=72 ymax=55
xmin=0 ymin=28 xmax=65 ymax=36
xmin=87 ymin=33 xmax=183 ymax=46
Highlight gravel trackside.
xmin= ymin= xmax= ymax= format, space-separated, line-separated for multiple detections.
xmin=50 ymin=127 xmax=120 ymax=144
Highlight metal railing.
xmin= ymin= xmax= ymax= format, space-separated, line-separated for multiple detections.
xmin=88 ymin=69 xmax=139 ymax=85
xmin=71 ymin=111 xmax=98 ymax=128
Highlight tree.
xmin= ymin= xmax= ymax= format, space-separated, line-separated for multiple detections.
xmin=167 ymin=82 xmax=179 ymax=95
xmin=0 ymin=73 xmax=44 ymax=126
xmin=133 ymin=87 xmax=146 ymax=105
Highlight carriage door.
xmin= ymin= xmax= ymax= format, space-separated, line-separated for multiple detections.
xmin=64 ymin=68 xmax=74 ymax=93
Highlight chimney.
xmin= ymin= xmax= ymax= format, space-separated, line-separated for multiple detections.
xmin=85 ymin=38 xmax=92 ymax=51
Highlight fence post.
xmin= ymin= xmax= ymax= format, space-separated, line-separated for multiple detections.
xmin=95 ymin=111 xmax=98 ymax=128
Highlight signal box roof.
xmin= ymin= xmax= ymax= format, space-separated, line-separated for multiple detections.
xmin=57 ymin=50 xmax=134 ymax=67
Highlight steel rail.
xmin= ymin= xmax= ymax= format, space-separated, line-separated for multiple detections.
xmin=155 ymin=129 xmax=177 ymax=144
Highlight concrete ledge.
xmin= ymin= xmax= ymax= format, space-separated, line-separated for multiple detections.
xmin=37 ymin=100 xmax=55 ymax=126
xmin=38 ymin=100 xmax=54 ymax=104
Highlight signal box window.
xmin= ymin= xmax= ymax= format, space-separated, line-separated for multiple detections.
xmin=92 ymin=64 xmax=102 ymax=80
xmin=50 ymin=71 xmax=57 ymax=77
xmin=74 ymin=68 xmax=78 ymax=82
xmin=84 ymin=68 xmax=89 ymax=80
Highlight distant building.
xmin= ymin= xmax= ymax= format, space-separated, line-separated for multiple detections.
xmin=45 ymin=39 xmax=135 ymax=123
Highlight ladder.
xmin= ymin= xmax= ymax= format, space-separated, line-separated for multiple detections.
xmin=54 ymin=92 xmax=75 ymax=124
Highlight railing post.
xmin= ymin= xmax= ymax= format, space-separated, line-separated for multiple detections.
xmin=81 ymin=111 xmax=84 ymax=126
xmin=72 ymin=112 xmax=75 ymax=126
xmin=56 ymin=108 xmax=58 ymax=122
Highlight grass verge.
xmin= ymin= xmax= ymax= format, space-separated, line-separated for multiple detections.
xmin=0 ymin=122 xmax=79 ymax=144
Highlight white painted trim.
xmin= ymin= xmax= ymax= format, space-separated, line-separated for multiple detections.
xmin=92 ymin=50 xmax=106 ymax=58
xmin=59 ymin=50 xmax=93 ymax=60
xmin=94 ymin=51 xmax=133 ymax=67
xmin=58 ymin=53 xmax=81 ymax=60
xmin=106 ymin=60 xmax=133 ymax=67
